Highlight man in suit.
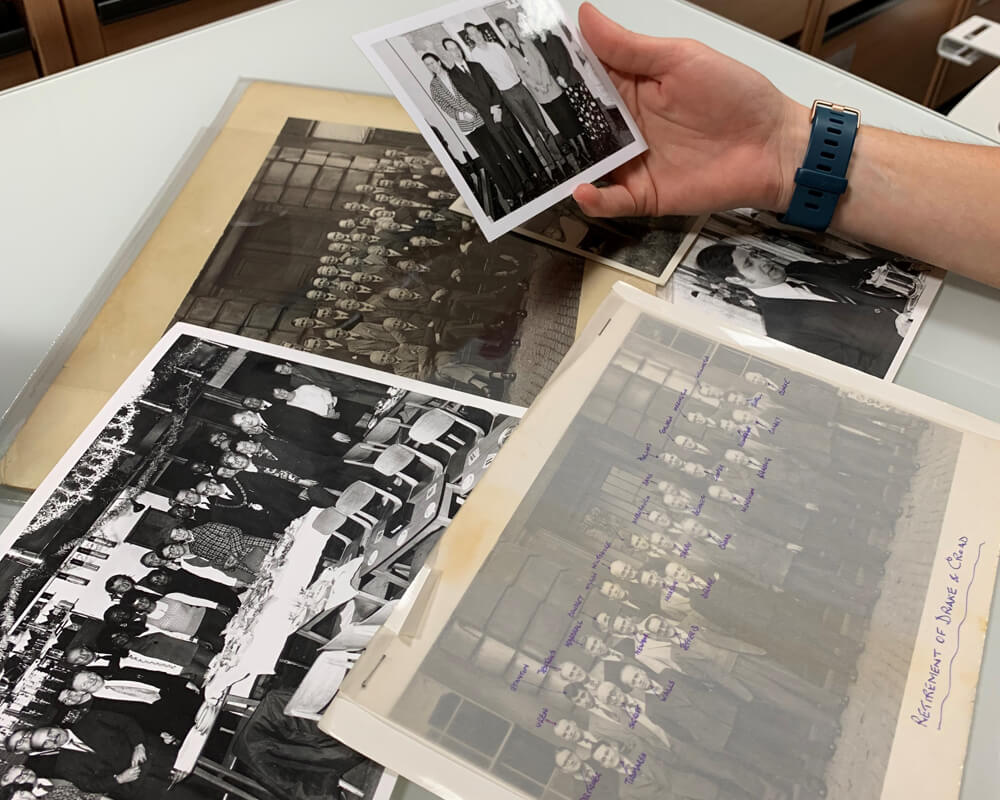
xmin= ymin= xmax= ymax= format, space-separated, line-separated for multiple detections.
xmin=422 ymin=50 xmax=519 ymax=205
xmin=4 ymin=711 xmax=201 ymax=800
xmin=696 ymin=243 xmax=907 ymax=376
xmin=272 ymin=362 xmax=387 ymax=406
xmin=137 ymin=555 xmax=243 ymax=612
xmin=58 ymin=670 xmax=199 ymax=741
xmin=441 ymin=36 xmax=542 ymax=185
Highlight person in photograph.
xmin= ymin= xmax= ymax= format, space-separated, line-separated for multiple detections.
xmin=3 ymin=711 xmax=200 ymax=800
xmin=57 ymin=670 xmax=198 ymax=741
xmin=439 ymin=36 xmax=543 ymax=193
xmin=158 ymin=524 xmax=271 ymax=584
xmin=104 ymin=629 xmax=214 ymax=684
xmin=534 ymin=24 xmax=616 ymax=155
xmin=462 ymin=21 xmax=565 ymax=183
xmin=695 ymin=243 xmax=906 ymax=375
xmin=494 ymin=17 xmax=589 ymax=167
xmin=61 ymin=645 xmax=190 ymax=695
xmin=136 ymin=556 xmax=242 ymax=612
xmin=119 ymin=591 xmax=229 ymax=652
xmin=424 ymin=51 xmax=521 ymax=208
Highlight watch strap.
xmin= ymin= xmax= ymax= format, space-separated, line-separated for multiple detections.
xmin=780 ymin=102 xmax=860 ymax=232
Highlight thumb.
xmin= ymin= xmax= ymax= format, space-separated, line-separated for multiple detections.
xmin=578 ymin=3 xmax=675 ymax=77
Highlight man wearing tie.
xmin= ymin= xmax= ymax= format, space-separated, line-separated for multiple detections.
xmin=696 ymin=243 xmax=907 ymax=376
xmin=3 ymin=710 xmax=201 ymax=800
xmin=441 ymin=36 xmax=542 ymax=188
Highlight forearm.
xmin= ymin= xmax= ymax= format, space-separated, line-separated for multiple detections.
xmin=774 ymin=101 xmax=1000 ymax=287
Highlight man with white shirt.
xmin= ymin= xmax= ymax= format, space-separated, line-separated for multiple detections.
xmin=59 ymin=670 xmax=200 ymax=740
xmin=696 ymin=243 xmax=906 ymax=375
xmin=463 ymin=21 xmax=560 ymax=183
xmin=271 ymin=384 xmax=337 ymax=418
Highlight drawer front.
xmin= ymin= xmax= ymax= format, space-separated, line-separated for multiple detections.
xmin=692 ymin=0 xmax=812 ymax=41
xmin=820 ymin=0 xmax=961 ymax=102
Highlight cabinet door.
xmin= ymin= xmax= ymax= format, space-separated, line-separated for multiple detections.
xmin=691 ymin=0 xmax=813 ymax=41
xmin=819 ymin=0 xmax=963 ymax=103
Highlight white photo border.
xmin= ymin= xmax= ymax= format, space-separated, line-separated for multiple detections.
xmin=354 ymin=0 xmax=648 ymax=242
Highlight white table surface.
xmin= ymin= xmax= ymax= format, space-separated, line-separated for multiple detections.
xmin=0 ymin=1 xmax=998 ymax=797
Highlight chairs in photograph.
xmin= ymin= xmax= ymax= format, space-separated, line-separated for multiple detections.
xmin=193 ymin=695 xmax=270 ymax=800
xmin=373 ymin=443 xmax=444 ymax=492
xmin=311 ymin=508 xmax=359 ymax=555
xmin=366 ymin=415 xmax=408 ymax=444
xmin=335 ymin=480 xmax=403 ymax=533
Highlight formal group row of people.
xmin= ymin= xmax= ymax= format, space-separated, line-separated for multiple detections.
xmin=420 ymin=16 xmax=627 ymax=213
xmin=539 ymin=365 xmax=927 ymax=798
xmin=0 ymin=361 xmax=416 ymax=799
xmin=285 ymin=155 xmax=552 ymax=396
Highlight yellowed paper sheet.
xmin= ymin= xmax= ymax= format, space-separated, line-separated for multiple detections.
xmin=324 ymin=282 xmax=1000 ymax=800
xmin=0 ymin=81 xmax=650 ymax=490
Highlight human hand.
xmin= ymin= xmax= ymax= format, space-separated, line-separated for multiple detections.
xmin=131 ymin=744 xmax=147 ymax=767
xmin=460 ymin=111 xmax=474 ymax=122
xmin=431 ymin=288 xmax=449 ymax=302
xmin=556 ymin=75 xmax=568 ymax=89
xmin=116 ymin=767 xmax=142 ymax=784
xmin=490 ymin=105 xmax=502 ymax=123
xmin=572 ymin=3 xmax=807 ymax=218
xmin=298 ymin=478 xmax=319 ymax=487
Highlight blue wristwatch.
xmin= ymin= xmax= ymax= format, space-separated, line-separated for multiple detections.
xmin=780 ymin=101 xmax=861 ymax=232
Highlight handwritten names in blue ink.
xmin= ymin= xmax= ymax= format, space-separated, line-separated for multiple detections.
xmin=624 ymin=753 xmax=646 ymax=784
xmin=510 ymin=663 xmax=528 ymax=691
xmin=679 ymin=625 xmax=700 ymax=651
xmin=565 ymin=620 xmax=583 ymax=647
xmin=538 ymin=650 xmax=557 ymax=675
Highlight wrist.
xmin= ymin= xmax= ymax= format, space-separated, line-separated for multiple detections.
xmin=769 ymin=100 xmax=811 ymax=213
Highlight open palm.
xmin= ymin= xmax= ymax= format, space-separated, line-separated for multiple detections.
xmin=573 ymin=4 xmax=804 ymax=218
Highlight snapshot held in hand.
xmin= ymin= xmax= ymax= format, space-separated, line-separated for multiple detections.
xmin=355 ymin=0 xmax=647 ymax=241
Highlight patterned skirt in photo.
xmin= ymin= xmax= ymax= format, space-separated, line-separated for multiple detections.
xmin=565 ymin=81 xmax=616 ymax=156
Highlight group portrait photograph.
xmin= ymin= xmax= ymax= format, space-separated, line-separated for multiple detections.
xmin=356 ymin=0 xmax=645 ymax=240
xmin=0 ymin=326 xmax=518 ymax=800
xmin=174 ymin=117 xmax=587 ymax=409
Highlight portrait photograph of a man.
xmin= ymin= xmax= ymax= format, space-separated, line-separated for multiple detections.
xmin=659 ymin=208 xmax=943 ymax=379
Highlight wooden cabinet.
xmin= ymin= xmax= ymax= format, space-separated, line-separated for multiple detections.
xmin=691 ymin=0 xmax=817 ymax=41
xmin=818 ymin=0 xmax=962 ymax=102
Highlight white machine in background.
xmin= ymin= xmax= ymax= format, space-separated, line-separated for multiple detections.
xmin=938 ymin=15 xmax=1000 ymax=140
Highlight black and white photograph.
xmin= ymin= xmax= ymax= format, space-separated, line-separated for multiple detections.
xmin=0 ymin=324 xmax=519 ymax=800
xmin=658 ymin=208 xmax=944 ymax=379
xmin=453 ymin=195 xmax=705 ymax=284
xmin=354 ymin=0 xmax=646 ymax=241
xmin=368 ymin=312 xmax=968 ymax=800
xmin=177 ymin=117 xmax=585 ymax=408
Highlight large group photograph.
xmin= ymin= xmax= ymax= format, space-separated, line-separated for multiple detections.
xmin=658 ymin=208 xmax=944 ymax=379
xmin=356 ymin=0 xmax=645 ymax=240
xmin=0 ymin=326 xmax=518 ymax=800
xmin=176 ymin=117 xmax=585 ymax=408
xmin=383 ymin=313 xmax=964 ymax=800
